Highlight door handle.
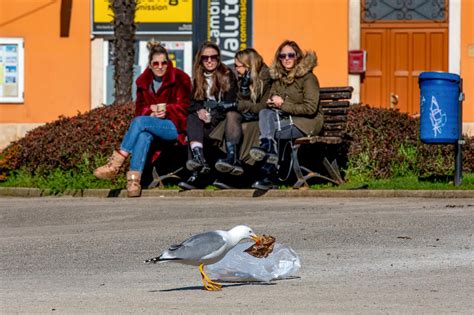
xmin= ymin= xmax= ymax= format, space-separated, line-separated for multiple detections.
xmin=390 ymin=93 xmax=399 ymax=108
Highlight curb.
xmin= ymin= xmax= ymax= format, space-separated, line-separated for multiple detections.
xmin=1 ymin=187 xmax=474 ymax=198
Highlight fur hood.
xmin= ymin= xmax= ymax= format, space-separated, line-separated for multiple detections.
xmin=269 ymin=51 xmax=318 ymax=85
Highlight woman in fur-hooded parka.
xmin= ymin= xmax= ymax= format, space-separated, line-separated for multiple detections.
xmin=268 ymin=44 xmax=323 ymax=136
xmin=248 ymin=40 xmax=322 ymax=191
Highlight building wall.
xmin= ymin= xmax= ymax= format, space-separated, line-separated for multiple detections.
xmin=253 ymin=0 xmax=348 ymax=87
xmin=0 ymin=0 xmax=90 ymax=147
xmin=461 ymin=0 xmax=474 ymax=135
xmin=0 ymin=0 xmax=472 ymax=150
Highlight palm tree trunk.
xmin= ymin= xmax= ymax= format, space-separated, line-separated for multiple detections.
xmin=110 ymin=0 xmax=136 ymax=105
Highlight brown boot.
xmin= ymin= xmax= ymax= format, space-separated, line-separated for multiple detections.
xmin=126 ymin=171 xmax=141 ymax=197
xmin=93 ymin=151 xmax=126 ymax=180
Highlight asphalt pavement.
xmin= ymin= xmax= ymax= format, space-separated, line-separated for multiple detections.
xmin=1 ymin=197 xmax=473 ymax=313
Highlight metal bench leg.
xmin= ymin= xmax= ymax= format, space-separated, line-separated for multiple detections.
xmin=148 ymin=166 xmax=184 ymax=189
xmin=291 ymin=143 xmax=309 ymax=189
xmin=323 ymin=158 xmax=344 ymax=185
xmin=291 ymin=148 xmax=344 ymax=188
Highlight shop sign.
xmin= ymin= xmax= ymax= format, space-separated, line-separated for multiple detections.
xmin=92 ymin=0 xmax=192 ymax=35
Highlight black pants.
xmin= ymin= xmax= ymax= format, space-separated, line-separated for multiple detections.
xmin=186 ymin=110 xmax=225 ymax=144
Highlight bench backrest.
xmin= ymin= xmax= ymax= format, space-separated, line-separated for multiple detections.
xmin=295 ymin=86 xmax=353 ymax=145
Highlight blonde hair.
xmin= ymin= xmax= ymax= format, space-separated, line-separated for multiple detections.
xmin=146 ymin=39 xmax=169 ymax=65
xmin=235 ymin=48 xmax=264 ymax=103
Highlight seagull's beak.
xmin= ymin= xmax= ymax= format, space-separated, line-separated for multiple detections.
xmin=251 ymin=233 xmax=261 ymax=245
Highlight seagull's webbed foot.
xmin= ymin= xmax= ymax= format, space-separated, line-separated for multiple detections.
xmin=199 ymin=264 xmax=222 ymax=291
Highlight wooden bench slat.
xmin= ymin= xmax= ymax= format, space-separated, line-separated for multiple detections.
xmin=295 ymin=136 xmax=343 ymax=145
xmin=322 ymin=130 xmax=345 ymax=137
xmin=320 ymin=86 xmax=354 ymax=93
xmin=322 ymin=108 xmax=348 ymax=115
xmin=319 ymin=92 xmax=352 ymax=100
xmin=323 ymin=115 xmax=347 ymax=122
xmin=323 ymin=122 xmax=345 ymax=130
xmin=320 ymin=101 xmax=350 ymax=107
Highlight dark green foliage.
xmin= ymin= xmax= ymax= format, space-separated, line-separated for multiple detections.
xmin=345 ymin=105 xmax=473 ymax=180
xmin=1 ymin=103 xmax=473 ymax=186
xmin=0 ymin=103 xmax=134 ymax=175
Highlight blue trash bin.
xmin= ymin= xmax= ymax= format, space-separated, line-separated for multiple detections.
xmin=419 ymin=72 xmax=461 ymax=144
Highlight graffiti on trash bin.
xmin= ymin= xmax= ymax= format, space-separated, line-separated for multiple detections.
xmin=422 ymin=95 xmax=447 ymax=137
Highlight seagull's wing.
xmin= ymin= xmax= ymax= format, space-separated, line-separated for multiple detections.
xmin=166 ymin=231 xmax=227 ymax=261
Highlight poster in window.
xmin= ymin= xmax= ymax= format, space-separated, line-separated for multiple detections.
xmin=0 ymin=44 xmax=19 ymax=98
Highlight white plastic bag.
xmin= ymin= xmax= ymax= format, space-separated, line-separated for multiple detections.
xmin=206 ymin=242 xmax=301 ymax=282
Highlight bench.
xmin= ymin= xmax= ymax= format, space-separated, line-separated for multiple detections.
xmin=289 ymin=86 xmax=353 ymax=189
xmin=147 ymin=86 xmax=353 ymax=189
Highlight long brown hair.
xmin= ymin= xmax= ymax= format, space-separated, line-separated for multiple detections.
xmin=235 ymin=48 xmax=265 ymax=103
xmin=272 ymin=40 xmax=304 ymax=73
xmin=192 ymin=41 xmax=231 ymax=101
xmin=146 ymin=39 xmax=169 ymax=64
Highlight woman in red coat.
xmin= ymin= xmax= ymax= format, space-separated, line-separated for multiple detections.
xmin=93 ymin=40 xmax=192 ymax=197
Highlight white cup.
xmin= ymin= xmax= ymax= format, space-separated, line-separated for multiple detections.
xmin=157 ymin=103 xmax=167 ymax=112
xmin=203 ymin=111 xmax=212 ymax=123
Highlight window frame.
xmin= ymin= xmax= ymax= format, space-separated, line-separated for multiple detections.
xmin=0 ymin=37 xmax=25 ymax=103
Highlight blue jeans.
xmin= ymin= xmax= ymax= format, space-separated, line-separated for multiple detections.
xmin=120 ymin=116 xmax=178 ymax=172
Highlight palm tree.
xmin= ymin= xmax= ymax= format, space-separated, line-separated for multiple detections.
xmin=110 ymin=0 xmax=136 ymax=104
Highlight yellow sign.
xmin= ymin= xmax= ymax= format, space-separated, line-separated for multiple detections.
xmin=94 ymin=0 xmax=192 ymax=23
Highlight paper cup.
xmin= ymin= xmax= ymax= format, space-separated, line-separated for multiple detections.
xmin=203 ymin=111 xmax=212 ymax=123
xmin=157 ymin=103 xmax=167 ymax=112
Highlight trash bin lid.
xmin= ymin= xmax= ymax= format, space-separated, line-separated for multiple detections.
xmin=419 ymin=72 xmax=460 ymax=83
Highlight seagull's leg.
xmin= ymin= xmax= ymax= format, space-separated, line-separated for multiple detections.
xmin=199 ymin=264 xmax=222 ymax=291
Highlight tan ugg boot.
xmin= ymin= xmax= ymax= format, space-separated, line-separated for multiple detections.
xmin=93 ymin=151 xmax=126 ymax=180
xmin=126 ymin=171 xmax=142 ymax=197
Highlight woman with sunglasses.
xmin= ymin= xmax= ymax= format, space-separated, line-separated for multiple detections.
xmin=93 ymin=39 xmax=192 ymax=197
xmin=178 ymin=41 xmax=238 ymax=190
xmin=209 ymin=48 xmax=272 ymax=179
xmin=250 ymin=40 xmax=322 ymax=190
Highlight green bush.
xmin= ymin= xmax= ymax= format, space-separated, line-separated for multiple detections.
xmin=0 ymin=103 xmax=134 ymax=178
xmin=345 ymin=105 xmax=473 ymax=181
xmin=0 ymin=103 xmax=473 ymax=189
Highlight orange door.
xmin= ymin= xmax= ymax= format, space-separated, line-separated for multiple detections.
xmin=361 ymin=26 xmax=448 ymax=114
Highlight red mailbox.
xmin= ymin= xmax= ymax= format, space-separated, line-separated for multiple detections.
xmin=348 ymin=50 xmax=366 ymax=74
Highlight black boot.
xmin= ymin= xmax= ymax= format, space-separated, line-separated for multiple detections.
xmin=215 ymin=142 xmax=244 ymax=176
xmin=178 ymin=172 xmax=203 ymax=190
xmin=186 ymin=147 xmax=210 ymax=174
xmin=249 ymin=138 xmax=278 ymax=165
xmin=251 ymin=163 xmax=278 ymax=191
xmin=251 ymin=177 xmax=276 ymax=191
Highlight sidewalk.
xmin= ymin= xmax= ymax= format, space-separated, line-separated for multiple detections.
xmin=1 ymin=187 xmax=473 ymax=198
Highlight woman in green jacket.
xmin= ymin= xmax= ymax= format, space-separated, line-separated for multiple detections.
xmin=210 ymin=48 xmax=272 ymax=178
xmin=250 ymin=40 xmax=322 ymax=190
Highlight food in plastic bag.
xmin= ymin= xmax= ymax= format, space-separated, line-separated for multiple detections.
xmin=206 ymin=242 xmax=301 ymax=282
xmin=244 ymin=234 xmax=276 ymax=258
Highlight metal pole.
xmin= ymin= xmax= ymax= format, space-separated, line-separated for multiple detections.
xmin=454 ymin=79 xmax=464 ymax=186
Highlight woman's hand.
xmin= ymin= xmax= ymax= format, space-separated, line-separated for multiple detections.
xmin=197 ymin=108 xmax=209 ymax=122
xmin=150 ymin=110 xmax=166 ymax=118
xmin=267 ymin=95 xmax=284 ymax=108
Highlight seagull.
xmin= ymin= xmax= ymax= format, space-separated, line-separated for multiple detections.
xmin=145 ymin=225 xmax=261 ymax=291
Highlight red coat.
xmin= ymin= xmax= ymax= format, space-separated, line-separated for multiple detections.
xmin=135 ymin=63 xmax=192 ymax=160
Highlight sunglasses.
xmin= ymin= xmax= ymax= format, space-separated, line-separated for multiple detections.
xmin=234 ymin=63 xmax=245 ymax=68
xmin=151 ymin=60 xmax=168 ymax=68
xmin=278 ymin=52 xmax=296 ymax=60
xmin=201 ymin=54 xmax=219 ymax=62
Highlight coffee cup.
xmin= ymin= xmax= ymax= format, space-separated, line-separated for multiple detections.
xmin=203 ymin=111 xmax=212 ymax=123
xmin=157 ymin=103 xmax=167 ymax=112
xmin=150 ymin=103 xmax=166 ymax=112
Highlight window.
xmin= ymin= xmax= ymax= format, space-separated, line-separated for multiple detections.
xmin=0 ymin=38 xmax=24 ymax=103
xmin=363 ymin=0 xmax=447 ymax=22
